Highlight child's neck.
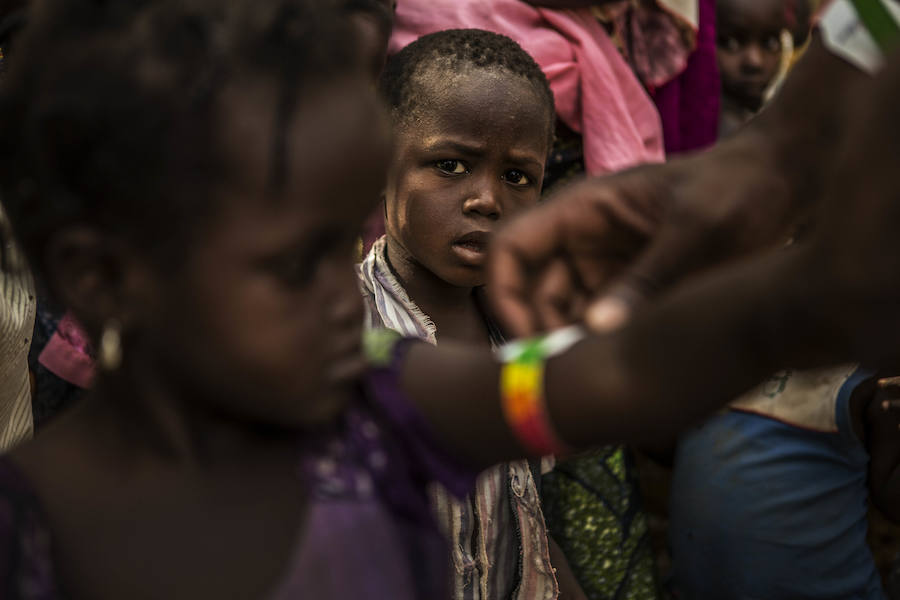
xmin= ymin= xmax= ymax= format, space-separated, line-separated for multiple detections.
xmin=384 ymin=239 xmax=490 ymax=345
xmin=82 ymin=358 xmax=299 ymax=469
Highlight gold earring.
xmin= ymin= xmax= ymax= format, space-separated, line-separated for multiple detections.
xmin=99 ymin=320 xmax=122 ymax=371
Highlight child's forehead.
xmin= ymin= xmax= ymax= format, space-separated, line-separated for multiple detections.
xmin=218 ymin=75 xmax=385 ymax=185
xmin=410 ymin=65 xmax=548 ymax=118
xmin=205 ymin=79 xmax=387 ymax=240
xmin=718 ymin=0 xmax=785 ymax=29
xmin=398 ymin=67 xmax=552 ymax=155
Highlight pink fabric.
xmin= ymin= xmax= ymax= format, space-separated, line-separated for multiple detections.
xmin=390 ymin=1 xmax=665 ymax=175
xmin=37 ymin=313 xmax=95 ymax=389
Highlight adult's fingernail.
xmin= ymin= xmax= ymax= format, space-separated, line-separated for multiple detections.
xmin=586 ymin=297 xmax=631 ymax=333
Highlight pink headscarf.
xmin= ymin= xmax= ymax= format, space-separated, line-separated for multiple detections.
xmin=390 ymin=1 xmax=665 ymax=175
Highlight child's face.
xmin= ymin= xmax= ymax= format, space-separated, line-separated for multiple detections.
xmin=145 ymin=79 xmax=388 ymax=427
xmin=385 ymin=68 xmax=550 ymax=288
xmin=717 ymin=0 xmax=785 ymax=109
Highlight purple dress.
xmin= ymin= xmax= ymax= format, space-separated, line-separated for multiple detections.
xmin=0 ymin=338 xmax=475 ymax=599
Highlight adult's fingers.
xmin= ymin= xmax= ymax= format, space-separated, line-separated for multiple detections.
xmin=586 ymin=224 xmax=711 ymax=332
xmin=489 ymin=242 xmax=541 ymax=337
xmin=488 ymin=196 xmax=581 ymax=336
xmin=489 ymin=169 xmax=664 ymax=336
xmin=532 ymin=257 xmax=582 ymax=332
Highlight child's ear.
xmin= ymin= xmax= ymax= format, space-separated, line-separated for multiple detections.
xmin=43 ymin=227 xmax=153 ymax=334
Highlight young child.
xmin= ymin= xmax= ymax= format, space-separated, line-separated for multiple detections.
xmin=359 ymin=29 xmax=579 ymax=599
xmin=716 ymin=0 xmax=810 ymax=137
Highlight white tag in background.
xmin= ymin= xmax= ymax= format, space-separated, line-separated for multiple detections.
xmin=820 ymin=0 xmax=886 ymax=73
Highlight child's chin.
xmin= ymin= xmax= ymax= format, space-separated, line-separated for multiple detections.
xmin=443 ymin=268 xmax=485 ymax=289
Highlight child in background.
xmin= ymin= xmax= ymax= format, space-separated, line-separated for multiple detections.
xmin=716 ymin=0 xmax=810 ymax=137
xmin=360 ymin=29 xmax=585 ymax=599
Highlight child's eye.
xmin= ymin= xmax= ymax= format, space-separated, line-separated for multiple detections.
xmin=502 ymin=169 xmax=531 ymax=186
xmin=764 ymin=35 xmax=782 ymax=53
xmin=266 ymin=230 xmax=351 ymax=289
xmin=435 ymin=159 xmax=468 ymax=175
xmin=719 ymin=35 xmax=742 ymax=53
xmin=271 ymin=256 xmax=317 ymax=288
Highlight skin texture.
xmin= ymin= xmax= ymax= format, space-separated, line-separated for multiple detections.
xmin=384 ymin=66 xmax=551 ymax=343
xmin=717 ymin=0 xmax=786 ymax=112
xmin=13 ymin=78 xmax=390 ymax=600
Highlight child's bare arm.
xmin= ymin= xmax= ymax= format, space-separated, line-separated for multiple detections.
xmin=867 ymin=379 xmax=900 ymax=523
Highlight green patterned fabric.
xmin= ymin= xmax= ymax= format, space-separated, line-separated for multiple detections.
xmin=363 ymin=327 xmax=403 ymax=368
xmin=542 ymin=447 xmax=661 ymax=600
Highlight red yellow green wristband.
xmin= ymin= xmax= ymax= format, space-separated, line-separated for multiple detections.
xmin=498 ymin=326 xmax=585 ymax=456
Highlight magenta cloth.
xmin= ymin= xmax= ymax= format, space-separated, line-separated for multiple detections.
xmin=390 ymin=1 xmax=665 ymax=175
xmin=649 ymin=0 xmax=719 ymax=154
xmin=37 ymin=312 xmax=95 ymax=389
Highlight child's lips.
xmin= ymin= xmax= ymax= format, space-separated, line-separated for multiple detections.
xmin=452 ymin=231 xmax=490 ymax=264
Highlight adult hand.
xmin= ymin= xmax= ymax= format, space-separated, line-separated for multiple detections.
xmin=489 ymin=37 xmax=866 ymax=338
xmin=489 ymin=137 xmax=797 ymax=337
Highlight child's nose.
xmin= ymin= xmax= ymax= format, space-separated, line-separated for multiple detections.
xmin=741 ymin=44 xmax=765 ymax=71
xmin=462 ymin=178 xmax=503 ymax=220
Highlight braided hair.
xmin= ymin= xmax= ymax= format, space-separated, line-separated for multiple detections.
xmin=0 ymin=0 xmax=361 ymax=277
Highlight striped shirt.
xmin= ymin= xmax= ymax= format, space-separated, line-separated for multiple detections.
xmin=0 ymin=208 xmax=34 ymax=450
xmin=357 ymin=237 xmax=559 ymax=600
